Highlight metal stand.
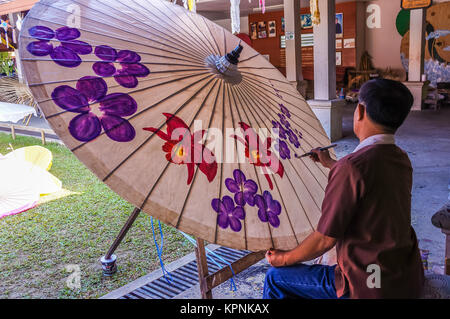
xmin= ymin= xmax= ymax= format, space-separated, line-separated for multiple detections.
xmin=102 ymin=207 xmax=266 ymax=299
xmin=101 ymin=207 xmax=141 ymax=276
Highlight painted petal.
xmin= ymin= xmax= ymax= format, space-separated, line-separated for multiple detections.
xmin=243 ymin=179 xmax=257 ymax=194
xmin=163 ymin=113 xmax=190 ymax=137
xmin=114 ymin=74 xmax=138 ymax=88
xmin=222 ymin=196 xmax=235 ymax=214
xmin=186 ymin=162 xmax=195 ymax=185
xmin=29 ymin=26 xmax=55 ymax=40
xmin=254 ymin=194 xmax=265 ymax=210
xmin=27 ymin=41 xmax=53 ymax=56
xmin=117 ymin=50 xmax=141 ymax=63
xmin=69 ymin=113 xmax=101 ymax=142
xmin=225 ymin=178 xmax=240 ymax=193
xmin=197 ymin=157 xmax=217 ymax=183
xmin=232 ymin=206 xmax=246 ymax=220
xmin=120 ymin=63 xmax=150 ymax=77
xmin=93 ymin=62 xmax=116 ymax=77
xmin=55 ymin=27 xmax=81 ymax=41
xmin=51 ymin=86 xmax=89 ymax=113
xmin=211 ymin=198 xmax=221 ymax=213
xmin=268 ymin=214 xmax=281 ymax=228
xmin=268 ymin=198 xmax=282 ymax=216
xmin=229 ymin=216 xmax=242 ymax=232
xmin=234 ymin=192 xmax=245 ymax=206
xmin=233 ymin=169 xmax=245 ymax=184
xmin=263 ymin=191 xmax=273 ymax=204
xmin=99 ymin=93 xmax=138 ymax=117
xmin=100 ymin=115 xmax=136 ymax=142
xmin=258 ymin=209 xmax=269 ymax=223
xmin=50 ymin=46 xmax=82 ymax=68
xmin=217 ymin=213 xmax=229 ymax=229
xmin=61 ymin=40 xmax=92 ymax=55
xmin=95 ymin=45 xmax=118 ymax=62
xmin=76 ymin=76 xmax=107 ymax=102
xmin=244 ymin=192 xmax=255 ymax=206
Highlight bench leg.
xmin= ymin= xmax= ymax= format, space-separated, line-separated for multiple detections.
xmin=444 ymin=230 xmax=450 ymax=275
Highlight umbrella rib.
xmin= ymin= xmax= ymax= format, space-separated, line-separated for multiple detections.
xmin=27 ymin=3 xmax=206 ymax=65
xmin=73 ymin=0 xmax=210 ymax=60
xmin=200 ymin=16 xmax=223 ymax=57
xmin=235 ymin=83 xmax=325 ymax=215
xmin=137 ymin=79 xmax=220 ymax=214
xmin=20 ymin=35 xmax=205 ymax=67
xmin=45 ymin=71 xmax=210 ymax=120
xmin=239 ymin=81 xmax=328 ymax=190
xmin=116 ymin=0 xmax=212 ymax=58
xmin=221 ymin=83 xmax=251 ymax=250
xmin=175 ymin=80 xmax=223 ymax=229
xmin=238 ymin=53 xmax=259 ymax=63
xmin=21 ymin=56 xmax=203 ymax=68
xmin=71 ymin=74 xmax=215 ymax=154
xmin=239 ymin=79 xmax=330 ymax=180
xmin=161 ymin=1 xmax=220 ymax=57
xmin=146 ymin=0 xmax=218 ymax=57
xmin=241 ymin=77 xmax=331 ymax=149
xmin=232 ymin=85 xmax=306 ymax=242
xmin=32 ymin=69 xmax=207 ymax=94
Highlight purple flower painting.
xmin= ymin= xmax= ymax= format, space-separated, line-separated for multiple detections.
xmin=255 ymin=191 xmax=282 ymax=228
xmin=51 ymin=76 xmax=137 ymax=142
xmin=279 ymin=103 xmax=291 ymax=118
xmin=287 ymin=129 xmax=300 ymax=148
xmin=274 ymin=140 xmax=291 ymax=160
xmin=278 ymin=113 xmax=291 ymax=129
xmin=225 ymin=169 xmax=258 ymax=206
xmin=93 ymin=45 xmax=150 ymax=88
xmin=272 ymin=120 xmax=287 ymax=139
xmin=27 ymin=26 xmax=92 ymax=68
xmin=211 ymin=196 xmax=246 ymax=232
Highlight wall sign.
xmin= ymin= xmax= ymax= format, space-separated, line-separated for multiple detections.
xmin=401 ymin=0 xmax=432 ymax=10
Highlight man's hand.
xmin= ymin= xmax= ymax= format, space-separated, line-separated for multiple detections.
xmin=310 ymin=148 xmax=336 ymax=169
xmin=265 ymin=248 xmax=288 ymax=267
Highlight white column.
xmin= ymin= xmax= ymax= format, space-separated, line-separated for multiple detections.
xmin=283 ymin=0 xmax=304 ymax=94
xmin=307 ymin=0 xmax=344 ymax=141
xmin=8 ymin=12 xmax=24 ymax=84
xmin=403 ymin=8 xmax=426 ymax=111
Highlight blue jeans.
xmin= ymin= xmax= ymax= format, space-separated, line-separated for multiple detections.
xmin=263 ymin=263 xmax=346 ymax=299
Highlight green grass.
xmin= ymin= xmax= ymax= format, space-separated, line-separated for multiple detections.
xmin=0 ymin=133 xmax=194 ymax=299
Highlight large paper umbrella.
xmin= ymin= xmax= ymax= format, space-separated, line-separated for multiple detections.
xmin=19 ymin=0 xmax=332 ymax=251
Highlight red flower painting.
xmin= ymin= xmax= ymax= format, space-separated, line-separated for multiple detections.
xmin=143 ymin=113 xmax=217 ymax=185
xmin=232 ymin=122 xmax=284 ymax=190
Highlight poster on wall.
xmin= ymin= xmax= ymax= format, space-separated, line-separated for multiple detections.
xmin=250 ymin=22 xmax=257 ymax=40
xmin=336 ymin=39 xmax=342 ymax=49
xmin=258 ymin=21 xmax=267 ymax=39
xmin=343 ymin=38 xmax=355 ymax=48
xmin=336 ymin=51 xmax=342 ymax=66
xmin=301 ymin=33 xmax=314 ymax=47
xmin=268 ymin=20 xmax=277 ymax=37
xmin=336 ymin=13 xmax=343 ymax=38
xmin=300 ymin=14 xmax=312 ymax=29
xmin=281 ymin=17 xmax=285 ymax=33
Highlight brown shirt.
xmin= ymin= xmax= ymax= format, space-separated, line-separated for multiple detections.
xmin=317 ymin=144 xmax=424 ymax=299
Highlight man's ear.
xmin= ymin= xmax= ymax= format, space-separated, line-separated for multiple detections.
xmin=356 ymin=103 xmax=365 ymax=121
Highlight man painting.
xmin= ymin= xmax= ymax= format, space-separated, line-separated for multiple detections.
xmin=263 ymin=79 xmax=424 ymax=299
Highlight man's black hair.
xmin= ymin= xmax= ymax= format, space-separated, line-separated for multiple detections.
xmin=358 ymin=79 xmax=414 ymax=131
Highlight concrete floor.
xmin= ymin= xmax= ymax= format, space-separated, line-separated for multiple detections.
xmin=178 ymin=103 xmax=450 ymax=299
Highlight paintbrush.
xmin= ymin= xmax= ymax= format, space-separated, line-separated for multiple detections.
xmin=295 ymin=144 xmax=338 ymax=159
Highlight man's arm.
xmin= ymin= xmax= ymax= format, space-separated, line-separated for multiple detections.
xmin=266 ymin=231 xmax=337 ymax=267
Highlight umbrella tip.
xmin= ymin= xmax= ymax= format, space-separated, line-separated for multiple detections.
xmin=225 ymin=44 xmax=244 ymax=65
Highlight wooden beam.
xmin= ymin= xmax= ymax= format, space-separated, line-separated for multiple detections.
xmin=205 ymin=251 xmax=265 ymax=291
xmin=0 ymin=0 xmax=38 ymax=15
xmin=195 ymin=239 xmax=212 ymax=299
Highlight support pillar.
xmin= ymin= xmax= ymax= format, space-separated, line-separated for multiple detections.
xmin=283 ymin=0 xmax=306 ymax=96
xmin=307 ymin=0 xmax=344 ymax=141
xmin=404 ymin=8 xmax=426 ymax=111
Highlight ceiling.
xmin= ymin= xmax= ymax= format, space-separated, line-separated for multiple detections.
xmin=195 ymin=0 xmax=373 ymax=20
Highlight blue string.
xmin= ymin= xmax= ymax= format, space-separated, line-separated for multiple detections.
xmin=150 ymin=217 xmax=173 ymax=285
xmin=179 ymin=231 xmax=237 ymax=292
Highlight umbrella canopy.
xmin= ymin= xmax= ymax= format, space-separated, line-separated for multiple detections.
xmin=19 ymin=0 xmax=332 ymax=251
